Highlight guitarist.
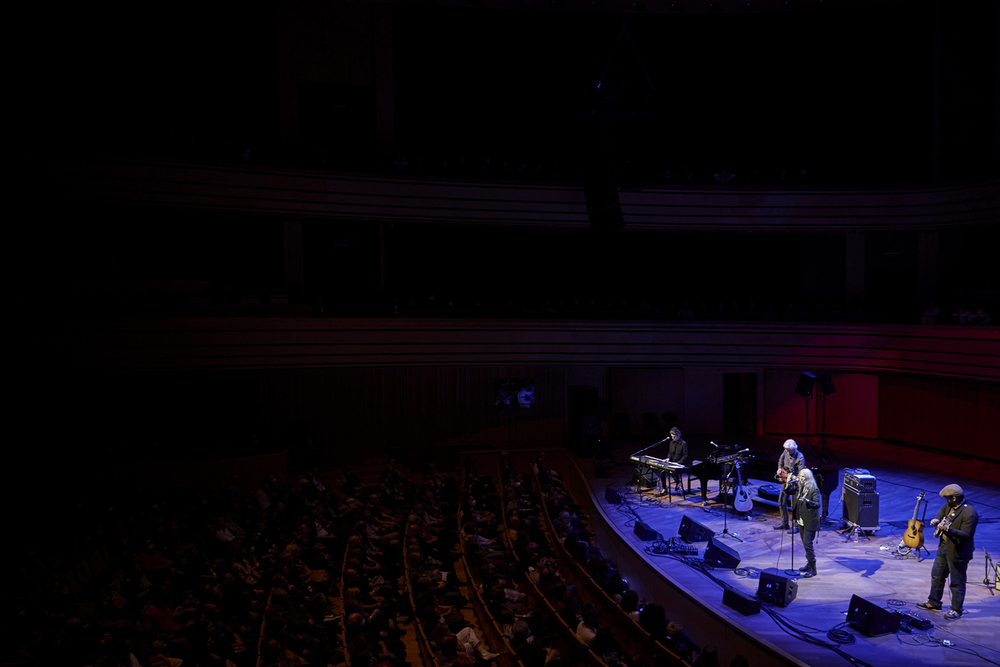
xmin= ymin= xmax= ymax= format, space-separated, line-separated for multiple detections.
xmin=918 ymin=484 xmax=979 ymax=620
xmin=774 ymin=439 xmax=805 ymax=534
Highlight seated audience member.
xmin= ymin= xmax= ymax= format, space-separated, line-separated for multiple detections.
xmin=663 ymin=621 xmax=700 ymax=663
xmin=575 ymin=604 xmax=599 ymax=646
xmin=592 ymin=626 xmax=626 ymax=667
xmin=619 ymin=590 xmax=642 ymax=622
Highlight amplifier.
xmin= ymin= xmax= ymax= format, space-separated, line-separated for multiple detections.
xmin=843 ymin=489 xmax=880 ymax=529
xmin=844 ymin=471 xmax=877 ymax=493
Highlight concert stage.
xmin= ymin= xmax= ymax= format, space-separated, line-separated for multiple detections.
xmin=561 ymin=437 xmax=1000 ymax=667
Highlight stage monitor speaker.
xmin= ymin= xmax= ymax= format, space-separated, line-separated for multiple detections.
xmin=678 ymin=515 xmax=715 ymax=543
xmin=633 ymin=521 xmax=658 ymax=541
xmin=816 ymin=371 xmax=836 ymax=395
xmin=757 ymin=571 xmax=798 ymax=607
xmin=605 ymin=488 xmax=623 ymax=505
xmin=843 ymin=489 xmax=880 ymax=528
xmin=795 ymin=372 xmax=816 ymax=397
xmin=846 ymin=595 xmax=902 ymax=637
xmin=704 ymin=537 xmax=741 ymax=569
xmin=722 ymin=588 xmax=761 ymax=616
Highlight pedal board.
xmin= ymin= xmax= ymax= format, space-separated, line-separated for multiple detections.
xmin=890 ymin=609 xmax=933 ymax=631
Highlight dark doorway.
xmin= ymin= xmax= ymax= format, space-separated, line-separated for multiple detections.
xmin=723 ymin=373 xmax=757 ymax=435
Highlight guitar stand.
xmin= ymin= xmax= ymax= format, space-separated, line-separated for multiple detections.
xmin=893 ymin=541 xmax=930 ymax=562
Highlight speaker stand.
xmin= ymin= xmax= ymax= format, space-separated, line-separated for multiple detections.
xmin=814 ymin=390 xmax=837 ymax=464
xmin=840 ymin=520 xmax=873 ymax=542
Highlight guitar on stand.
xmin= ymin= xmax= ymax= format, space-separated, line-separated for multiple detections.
xmin=732 ymin=461 xmax=754 ymax=514
xmin=895 ymin=491 xmax=929 ymax=560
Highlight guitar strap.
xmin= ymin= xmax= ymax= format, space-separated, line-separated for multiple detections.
xmin=940 ymin=504 xmax=966 ymax=538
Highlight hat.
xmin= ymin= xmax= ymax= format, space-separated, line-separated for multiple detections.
xmin=939 ymin=484 xmax=964 ymax=498
xmin=783 ymin=439 xmax=798 ymax=450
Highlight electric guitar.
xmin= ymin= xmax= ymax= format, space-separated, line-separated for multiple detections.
xmin=775 ymin=467 xmax=798 ymax=493
xmin=934 ymin=506 xmax=961 ymax=538
xmin=902 ymin=491 xmax=925 ymax=549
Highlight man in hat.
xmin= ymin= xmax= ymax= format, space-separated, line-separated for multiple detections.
xmin=774 ymin=439 xmax=805 ymax=534
xmin=918 ymin=484 xmax=979 ymax=619
xmin=661 ymin=427 xmax=688 ymax=494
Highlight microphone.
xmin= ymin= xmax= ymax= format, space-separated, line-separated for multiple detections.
xmin=710 ymin=441 xmax=719 ymax=447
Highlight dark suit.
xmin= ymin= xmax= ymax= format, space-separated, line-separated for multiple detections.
xmin=795 ymin=484 xmax=821 ymax=568
xmin=929 ymin=500 xmax=979 ymax=611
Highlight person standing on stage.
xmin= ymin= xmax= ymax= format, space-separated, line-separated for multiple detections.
xmin=660 ymin=427 xmax=688 ymax=494
xmin=919 ymin=484 xmax=979 ymax=619
xmin=794 ymin=469 xmax=821 ymax=578
xmin=774 ymin=439 xmax=805 ymax=533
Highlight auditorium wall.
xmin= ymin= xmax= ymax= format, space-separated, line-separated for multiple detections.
xmin=878 ymin=375 xmax=1000 ymax=462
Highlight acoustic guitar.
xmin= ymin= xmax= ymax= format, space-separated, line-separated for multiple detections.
xmin=732 ymin=463 xmax=753 ymax=512
xmin=902 ymin=491 xmax=926 ymax=549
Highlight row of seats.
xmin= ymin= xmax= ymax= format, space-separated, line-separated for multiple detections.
xmin=530 ymin=453 xmax=704 ymax=667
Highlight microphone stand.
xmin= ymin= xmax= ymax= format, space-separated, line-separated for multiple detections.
xmin=784 ymin=491 xmax=802 ymax=577
xmin=631 ymin=437 xmax=670 ymax=496
xmin=984 ymin=548 xmax=996 ymax=595
xmin=717 ymin=465 xmax=743 ymax=543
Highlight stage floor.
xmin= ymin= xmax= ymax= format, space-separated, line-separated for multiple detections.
xmin=578 ymin=437 xmax=1000 ymax=667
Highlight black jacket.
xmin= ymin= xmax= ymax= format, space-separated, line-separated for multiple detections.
xmin=935 ymin=500 xmax=978 ymax=561
xmin=795 ymin=485 xmax=821 ymax=531
xmin=667 ymin=438 xmax=688 ymax=465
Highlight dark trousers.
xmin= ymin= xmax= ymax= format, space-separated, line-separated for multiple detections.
xmin=800 ymin=525 xmax=817 ymax=567
xmin=929 ymin=547 xmax=969 ymax=611
xmin=779 ymin=487 xmax=792 ymax=526
xmin=660 ymin=470 xmax=682 ymax=490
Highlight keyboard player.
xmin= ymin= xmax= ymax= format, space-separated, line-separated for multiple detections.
xmin=660 ymin=427 xmax=689 ymax=494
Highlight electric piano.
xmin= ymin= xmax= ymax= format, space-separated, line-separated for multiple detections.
xmin=629 ymin=454 xmax=687 ymax=472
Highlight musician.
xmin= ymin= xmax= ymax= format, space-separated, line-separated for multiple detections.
xmin=918 ymin=484 xmax=979 ymax=620
xmin=773 ymin=439 xmax=804 ymax=533
xmin=660 ymin=427 xmax=688 ymax=493
xmin=794 ymin=469 xmax=821 ymax=578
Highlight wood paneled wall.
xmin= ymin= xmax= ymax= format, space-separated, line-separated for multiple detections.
xmin=878 ymin=375 xmax=1000 ymax=461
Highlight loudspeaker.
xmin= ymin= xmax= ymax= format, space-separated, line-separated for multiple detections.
xmin=757 ymin=571 xmax=798 ymax=607
xmin=795 ymin=372 xmax=816 ymax=397
xmin=704 ymin=537 xmax=741 ymax=569
xmin=816 ymin=371 xmax=836 ymax=395
xmin=568 ymin=386 xmax=600 ymax=417
xmin=605 ymin=488 xmax=623 ymax=505
xmin=722 ymin=588 xmax=761 ymax=616
xmin=843 ymin=489 xmax=880 ymax=528
xmin=846 ymin=595 xmax=902 ymax=637
xmin=633 ymin=521 xmax=658 ymax=541
xmin=678 ymin=515 xmax=715 ymax=543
